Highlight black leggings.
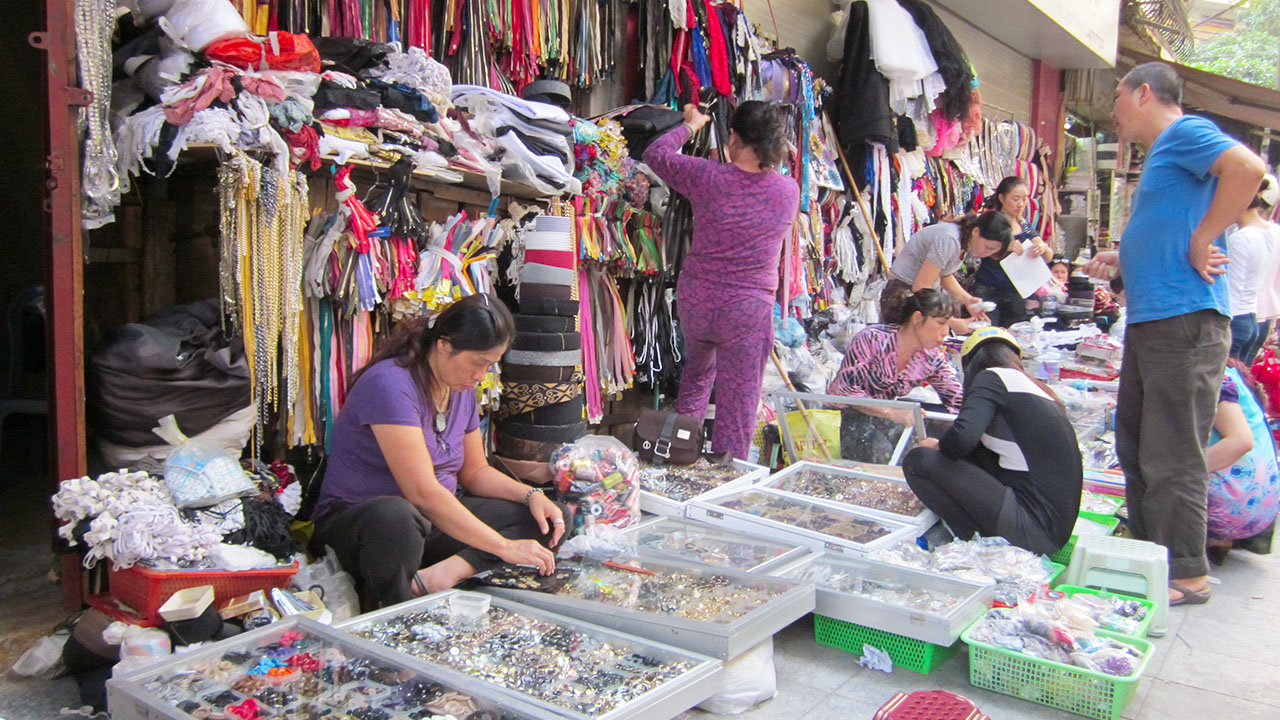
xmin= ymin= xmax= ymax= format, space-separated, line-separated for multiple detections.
xmin=311 ymin=494 xmax=567 ymax=610
xmin=902 ymin=447 xmax=1059 ymax=555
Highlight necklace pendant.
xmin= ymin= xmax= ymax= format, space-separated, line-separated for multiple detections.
xmin=435 ymin=411 xmax=448 ymax=434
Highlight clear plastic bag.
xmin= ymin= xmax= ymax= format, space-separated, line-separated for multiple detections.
xmin=552 ymin=435 xmax=641 ymax=532
xmin=156 ymin=0 xmax=250 ymax=52
xmin=10 ymin=632 xmax=68 ymax=679
xmin=292 ymin=549 xmax=360 ymax=622
xmin=153 ymin=414 xmax=255 ymax=508
xmin=696 ymin=638 xmax=777 ymax=714
xmin=556 ymin=523 xmax=637 ymax=560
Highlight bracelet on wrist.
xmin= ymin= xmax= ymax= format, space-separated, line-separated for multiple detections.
xmin=523 ymin=487 xmax=545 ymax=506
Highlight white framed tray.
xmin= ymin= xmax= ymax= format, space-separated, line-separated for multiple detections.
xmin=337 ymin=590 xmax=722 ymax=720
xmin=686 ymin=486 xmax=920 ymax=557
xmin=621 ymin=516 xmax=813 ymax=575
xmin=481 ymin=552 xmax=815 ymax=660
xmin=755 ymin=460 xmax=937 ymax=529
xmin=107 ymin=616 xmax=559 ymax=720
xmin=637 ymin=458 xmax=769 ymax=517
xmin=773 ymin=552 xmax=994 ymax=646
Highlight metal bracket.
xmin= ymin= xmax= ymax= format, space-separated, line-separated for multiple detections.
xmin=29 ymin=32 xmax=93 ymax=107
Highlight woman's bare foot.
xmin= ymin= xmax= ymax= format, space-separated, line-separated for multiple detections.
xmin=412 ymin=555 xmax=477 ymax=596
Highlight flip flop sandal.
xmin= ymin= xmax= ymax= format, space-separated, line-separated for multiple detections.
xmin=1169 ymin=580 xmax=1211 ymax=606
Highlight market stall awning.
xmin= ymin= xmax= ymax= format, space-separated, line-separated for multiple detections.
xmin=1119 ymin=49 xmax=1280 ymax=130
xmin=934 ymin=0 xmax=1119 ymax=69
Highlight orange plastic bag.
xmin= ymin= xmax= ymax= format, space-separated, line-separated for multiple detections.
xmin=205 ymin=31 xmax=321 ymax=73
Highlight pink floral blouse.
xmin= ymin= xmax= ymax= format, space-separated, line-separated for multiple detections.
xmin=826 ymin=325 xmax=963 ymax=412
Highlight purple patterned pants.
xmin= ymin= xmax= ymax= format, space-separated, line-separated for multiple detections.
xmin=675 ymin=285 xmax=774 ymax=459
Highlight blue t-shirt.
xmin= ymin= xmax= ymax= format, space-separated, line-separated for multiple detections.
xmin=1120 ymin=115 xmax=1237 ymax=324
xmin=315 ymin=359 xmax=479 ymax=518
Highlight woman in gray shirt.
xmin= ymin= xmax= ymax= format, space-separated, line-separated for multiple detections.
xmin=881 ymin=212 xmax=1014 ymax=326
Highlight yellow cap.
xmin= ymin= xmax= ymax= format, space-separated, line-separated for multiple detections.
xmin=961 ymin=326 xmax=1021 ymax=359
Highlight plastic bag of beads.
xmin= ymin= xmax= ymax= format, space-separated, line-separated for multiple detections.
xmin=552 ymin=435 xmax=641 ymax=532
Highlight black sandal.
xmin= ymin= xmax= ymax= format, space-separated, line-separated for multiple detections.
xmin=1169 ymin=580 xmax=1211 ymax=606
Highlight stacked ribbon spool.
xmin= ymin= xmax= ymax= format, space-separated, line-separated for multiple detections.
xmin=492 ymin=213 xmax=587 ymax=485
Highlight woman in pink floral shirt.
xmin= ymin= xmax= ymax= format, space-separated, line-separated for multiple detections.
xmin=828 ymin=289 xmax=964 ymax=413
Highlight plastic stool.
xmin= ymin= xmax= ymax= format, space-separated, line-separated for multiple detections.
xmin=1064 ymin=534 xmax=1170 ymax=636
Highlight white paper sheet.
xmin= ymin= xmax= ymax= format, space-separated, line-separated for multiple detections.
xmin=1000 ymin=251 xmax=1054 ymax=299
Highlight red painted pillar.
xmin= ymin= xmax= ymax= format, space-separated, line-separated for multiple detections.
xmin=35 ymin=0 xmax=88 ymax=609
xmin=1031 ymin=59 xmax=1065 ymax=172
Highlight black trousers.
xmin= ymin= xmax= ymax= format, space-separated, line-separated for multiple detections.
xmin=902 ymin=447 xmax=1061 ymax=555
xmin=312 ymin=494 xmax=567 ymax=610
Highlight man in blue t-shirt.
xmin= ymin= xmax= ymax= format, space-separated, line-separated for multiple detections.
xmin=1085 ymin=62 xmax=1265 ymax=612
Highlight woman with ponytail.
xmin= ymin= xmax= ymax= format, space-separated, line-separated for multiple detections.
xmin=312 ymin=294 xmax=568 ymax=610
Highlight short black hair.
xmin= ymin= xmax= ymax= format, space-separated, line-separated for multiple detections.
xmin=1122 ymin=62 xmax=1182 ymax=106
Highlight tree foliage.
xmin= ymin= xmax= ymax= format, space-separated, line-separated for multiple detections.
xmin=1187 ymin=0 xmax=1280 ymax=88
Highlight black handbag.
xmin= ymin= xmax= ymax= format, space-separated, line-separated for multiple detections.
xmin=632 ymin=409 xmax=703 ymax=466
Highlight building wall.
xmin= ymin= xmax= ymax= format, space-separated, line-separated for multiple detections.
xmin=927 ymin=1 xmax=1034 ymax=123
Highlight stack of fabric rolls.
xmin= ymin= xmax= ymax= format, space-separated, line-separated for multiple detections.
xmin=493 ymin=214 xmax=588 ymax=484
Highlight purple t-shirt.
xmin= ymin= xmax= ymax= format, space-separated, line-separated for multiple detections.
xmin=315 ymin=359 xmax=479 ymax=518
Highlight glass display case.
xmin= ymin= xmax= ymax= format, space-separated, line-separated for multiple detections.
xmin=622 ymin=517 xmax=811 ymax=575
xmin=686 ymin=486 xmax=919 ymax=556
xmin=774 ymin=553 xmax=994 ymax=646
xmin=339 ymin=591 xmax=722 ymax=720
xmin=769 ymin=391 xmax=925 ymax=467
xmin=107 ymin=617 xmax=557 ymax=720
xmin=637 ymin=458 xmax=768 ymax=517
xmin=923 ymin=411 xmax=957 ymax=440
xmin=481 ymin=552 xmax=814 ymax=659
xmin=756 ymin=461 xmax=936 ymax=529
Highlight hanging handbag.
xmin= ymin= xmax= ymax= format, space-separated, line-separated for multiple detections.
xmin=632 ymin=409 xmax=703 ymax=466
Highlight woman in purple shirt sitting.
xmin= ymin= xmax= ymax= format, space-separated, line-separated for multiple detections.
xmin=643 ymin=101 xmax=799 ymax=459
xmin=312 ymin=294 xmax=566 ymax=610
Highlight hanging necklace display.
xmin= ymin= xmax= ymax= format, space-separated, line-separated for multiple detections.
xmin=76 ymin=0 xmax=121 ymax=229
xmin=217 ymin=150 xmax=309 ymax=451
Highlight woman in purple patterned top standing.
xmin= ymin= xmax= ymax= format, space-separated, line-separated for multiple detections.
xmin=644 ymin=102 xmax=800 ymax=459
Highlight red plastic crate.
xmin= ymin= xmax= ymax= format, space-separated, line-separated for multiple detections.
xmin=107 ymin=561 xmax=297 ymax=625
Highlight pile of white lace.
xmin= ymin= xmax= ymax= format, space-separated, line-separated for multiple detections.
xmin=53 ymin=471 xmax=224 ymax=569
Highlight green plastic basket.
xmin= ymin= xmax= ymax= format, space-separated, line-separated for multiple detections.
xmin=1050 ymin=512 xmax=1121 ymax=566
xmin=962 ymin=626 xmax=1153 ymax=720
xmin=1054 ymin=585 xmax=1155 ymax=639
xmin=814 ymin=614 xmax=959 ymax=674
xmin=1047 ymin=560 xmax=1067 ymax=586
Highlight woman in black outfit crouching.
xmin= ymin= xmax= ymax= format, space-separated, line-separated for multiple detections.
xmin=903 ymin=327 xmax=1082 ymax=554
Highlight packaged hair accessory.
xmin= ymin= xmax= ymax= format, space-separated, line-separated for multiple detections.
xmin=154 ymin=415 xmax=255 ymax=508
